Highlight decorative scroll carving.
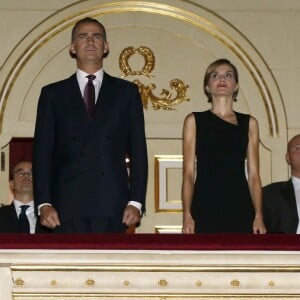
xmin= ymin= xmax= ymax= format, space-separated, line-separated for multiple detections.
xmin=119 ymin=46 xmax=189 ymax=110
xmin=134 ymin=79 xmax=189 ymax=110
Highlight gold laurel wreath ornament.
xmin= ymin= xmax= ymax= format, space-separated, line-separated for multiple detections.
xmin=119 ymin=46 xmax=189 ymax=110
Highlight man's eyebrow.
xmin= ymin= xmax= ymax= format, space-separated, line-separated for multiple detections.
xmin=291 ymin=144 xmax=300 ymax=149
xmin=77 ymin=32 xmax=103 ymax=35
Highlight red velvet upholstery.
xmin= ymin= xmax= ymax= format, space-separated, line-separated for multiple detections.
xmin=0 ymin=234 xmax=299 ymax=250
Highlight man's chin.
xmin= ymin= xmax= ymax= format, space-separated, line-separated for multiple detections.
xmin=21 ymin=187 xmax=33 ymax=193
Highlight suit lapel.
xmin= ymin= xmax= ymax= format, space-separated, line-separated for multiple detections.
xmin=283 ymin=180 xmax=297 ymax=208
xmin=66 ymin=74 xmax=92 ymax=122
xmin=8 ymin=203 xmax=20 ymax=232
xmin=93 ymin=72 xmax=115 ymax=120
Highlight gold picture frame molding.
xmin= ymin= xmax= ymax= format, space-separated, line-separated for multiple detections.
xmin=154 ymin=155 xmax=183 ymax=212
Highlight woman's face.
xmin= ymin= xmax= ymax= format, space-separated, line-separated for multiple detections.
xmin=206 ymin=64 xmax=238 ymax=99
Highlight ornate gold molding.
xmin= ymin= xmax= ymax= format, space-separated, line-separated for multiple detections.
xmin=85 ymin=278 xmax=95 ymax=286
xmin=134 ymin=78 xmax=189 ymax=110
xmin=50 ymin=279 xmax=57 ymax=286
xmin=119 ymin=46 xmax=155 ymax=78
xmin=119 ymin=45 xmax=189 ymax=110
xmin=123 ymin=280 xmax=130 ymax=286
xmin=10 ymin=257 xmax=300 ymax=298
xmin=158 ymin=278 xmax=168 ymax=287
xmin=14 ymin=277 xmax=25 ymax=286
xmin=231 ymin=279 xmax=240 ymax=287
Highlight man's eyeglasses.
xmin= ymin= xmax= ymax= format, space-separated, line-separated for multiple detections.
xmin=14 ymin=171 xmax=32 ymax=178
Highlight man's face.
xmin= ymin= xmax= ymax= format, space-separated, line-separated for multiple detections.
xmin=286 ymin=136 xmax=300 ymax=176
xmin=10 ymin=161 xmax=33 ymax=195
xmin=70 ymin=22 xmax=109 ymax=64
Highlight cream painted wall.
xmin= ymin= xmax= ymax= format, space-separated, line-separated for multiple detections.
xmin=0 ymin=0 xmax=299 ymax=232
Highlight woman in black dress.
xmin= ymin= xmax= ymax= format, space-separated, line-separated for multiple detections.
xmin=182 ymin=58 xmax=266 ymax=234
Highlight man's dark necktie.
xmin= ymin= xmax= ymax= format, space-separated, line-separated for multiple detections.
xmin=18 ymin=205 xmax=30 ymax=233
xmin=83 ymin=74 xmax=96 ymax=118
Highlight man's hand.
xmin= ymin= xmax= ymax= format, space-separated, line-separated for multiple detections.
xmin=40 ymin=205 xmax=61 ymax=229
xmin=122 ymin=205 xmax=141 ymax=227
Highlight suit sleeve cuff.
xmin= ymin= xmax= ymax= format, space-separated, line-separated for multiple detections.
xmin=127 ymin=201 xmax=142 ymax=215
xmin=37 ymin=203 xmax=52 ymax=216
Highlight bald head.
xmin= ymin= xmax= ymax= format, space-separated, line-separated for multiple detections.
xmin=287 ymin=134 xmax=300 ymax=152
xmin=286 ymin=134 xmax=300 ymax=178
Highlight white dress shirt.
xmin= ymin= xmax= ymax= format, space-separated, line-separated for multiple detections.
xmin=291 ymin=176 xmax=300 ymax=233
xmin=13 ymin=199 xmax=36 ymax=234
xmin=76 ymin=68 xmax=103 ymax=101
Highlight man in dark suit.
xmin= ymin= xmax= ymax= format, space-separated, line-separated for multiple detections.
xmin=0 ymin=160 xmax=50 ymax=233
xmin=263 ymin=134 xmax=300 ymax=233
xmin=32 ymin=17 xmax=148 ymax=233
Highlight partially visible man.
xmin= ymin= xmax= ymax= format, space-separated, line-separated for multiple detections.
xmin=0 ymin=160 xmax=50 ymax=233
xmin=263 ymin=134 xmax=300 ymax=233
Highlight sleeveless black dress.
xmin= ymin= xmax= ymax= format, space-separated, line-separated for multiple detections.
xmin=191 ymin=110 xmax=254 ymax=233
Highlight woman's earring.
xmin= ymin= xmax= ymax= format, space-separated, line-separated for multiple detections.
xmin=233 ymin=89 xmax=239 ymax=101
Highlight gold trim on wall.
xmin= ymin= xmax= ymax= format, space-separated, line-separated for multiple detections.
xmin=9 ymin=251 xmax=300 ymax=299
xmin=154 ymin=155 xmax=183 ymax=212
xmin=155 ymin=225 xmax=182 ymax=233
xmin=11 ymin=264 xmax=300 ymax=272
xmin=11 ymin=294 xmax=300 ymax=299
xmin=12 ymin=293 xmax=300 ymax=299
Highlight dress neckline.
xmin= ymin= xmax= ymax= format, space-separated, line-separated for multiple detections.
xmin=208 ymin=110 xmax=238 ymax=126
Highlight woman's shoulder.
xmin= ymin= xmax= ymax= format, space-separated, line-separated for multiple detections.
xmin=184 ymin=111 xmax=208 ymax=127
xmin=184 ymin=110 xmax=205 ymax=119
xmin=235 ymin=112 xmax=259 ymax=133
xmin=235 ymin=111 xmax=253 ymax=126
xmin=191 ymin=110 xmax=211 ymax=122
xmin=184 ymin=112 xmax=195 ymax=125
xmin=235 ymin=111 xmax=258 ymax=122
xmin=193 ymin=109 xmax=210 ymax=115
xmin=191 ymin=110 xmax=210 ymax=118
xmin=235 ymin=111 xmax=250 ymax=119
